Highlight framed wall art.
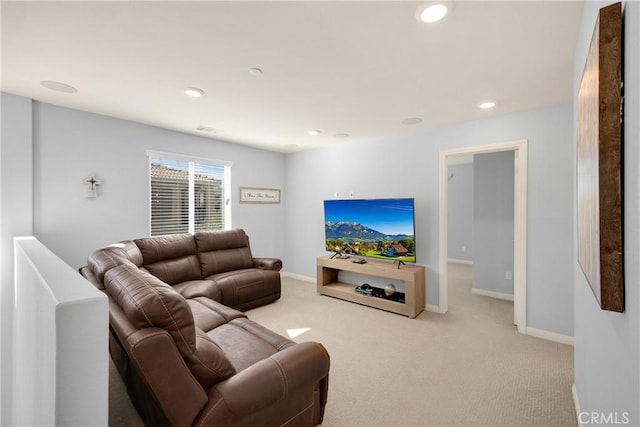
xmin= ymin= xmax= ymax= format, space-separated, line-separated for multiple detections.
xmin=576 ymin=2 xmax=624 ymax=312
xmin=239 ymin=187 xmax=281 ymax=204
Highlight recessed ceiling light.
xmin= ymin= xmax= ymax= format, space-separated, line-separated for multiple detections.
xmin=40 ymin=80 xmax=78 ymax=93
xmin=333 ymin=133 xmax=350 ymax=139
xmin=402 ymin=117 xmax=423 ymax=125
xmin=196 ymin=126 xmax=223 ymax=133
xmin=416 ymin=2 xmax=452 ymax=23
xmin=184 ymin=87 xmax=204 ymax=97
xmin=249 ymin=68 xmax=263 ymax=76
xmin=308 ymin=130 xmax=322 ymax=136
xmin=478 ymin=101 xmax=497 ymax=109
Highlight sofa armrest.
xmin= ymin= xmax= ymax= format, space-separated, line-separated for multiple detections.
xmin=197 ymin=342 xmax=329 ymax=423
xmin=252 ymin=257 xmax=282 ymax=271
xmin=126 ymin=328 xmax=208 ymax=427
xmin=79 ymin=265 xmax=104 ymax=290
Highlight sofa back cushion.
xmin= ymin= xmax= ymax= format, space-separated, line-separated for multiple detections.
xmin=104 ymin=264 xmax=236 ymax=389
xmin=87 ymin=240 xmax=143 ymax=289
xmin=134 ymin=234 xmax=202 ymax=284
xmin=195 ymin=230 xmax=254 ymax=277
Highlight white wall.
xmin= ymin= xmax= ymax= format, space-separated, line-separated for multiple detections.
xmin=473 ymin=151 xmax=514 ymax=296
xmin=285 ymin=103 xmax=574 ymax=336
xmin=573 ymin=1 xmax=639 ymax=424
xmin=32 ymin=102 xmax=287 ymax=269
xmin=447 ymin=162 xmax=473 ymax=261
xmin=0 ymin=93 xmax=33 ymax=426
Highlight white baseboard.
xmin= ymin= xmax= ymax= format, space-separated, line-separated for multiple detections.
xmin=448 ymin=258 xmax=473 ymax=265
xmin=471 ymin=287 xmax=514 ymax=301
xmin=526 ymin=327 xmax=574 ymax=346
xmin=425 ymin=304 xmax=445 ymax=314
xmin=281 ymin=271 xmax=315 ymax=283
xmin=572 ymin=384 xmax=583 ymax=427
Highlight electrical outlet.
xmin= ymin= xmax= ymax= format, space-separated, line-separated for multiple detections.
xmin=506 ymin=271 xmax=512 ymax=280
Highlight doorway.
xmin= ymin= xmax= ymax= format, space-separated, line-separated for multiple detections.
xmin=438 ymin=140 xmax=528 ymax=333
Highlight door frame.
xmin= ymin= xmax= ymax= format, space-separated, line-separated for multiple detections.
xmin=438 ymin=139 xmax=528 ymax=333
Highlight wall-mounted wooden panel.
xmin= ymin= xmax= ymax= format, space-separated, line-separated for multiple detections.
xmin=577 ymin=2 xmax=623 ymax=312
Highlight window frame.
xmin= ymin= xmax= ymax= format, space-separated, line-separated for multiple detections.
xmin=147 ymin=150 xmax=232 ymax=236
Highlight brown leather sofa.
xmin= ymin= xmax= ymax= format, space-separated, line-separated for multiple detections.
xmin=80 ymin=229 xmax=330 ymax=426
xmin=81 ymin=229 xmax=283 ymax=312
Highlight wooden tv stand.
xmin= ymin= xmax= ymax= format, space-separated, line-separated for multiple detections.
xmin=316 ymin=255 xmax=425 ymax=318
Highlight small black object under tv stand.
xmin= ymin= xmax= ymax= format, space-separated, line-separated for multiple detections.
xmin=355 ymin=285 xmax=405 ymax=303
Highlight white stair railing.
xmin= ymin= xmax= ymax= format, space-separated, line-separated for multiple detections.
xmin=13 ymin=237 xmax=108 ymax=426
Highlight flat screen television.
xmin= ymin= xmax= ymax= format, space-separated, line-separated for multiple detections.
xmin=323 ymin=198 xmax=416 ymax=263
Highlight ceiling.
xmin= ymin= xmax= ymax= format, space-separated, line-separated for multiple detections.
xmin=1 ymin=1 xmax=583 ymax=153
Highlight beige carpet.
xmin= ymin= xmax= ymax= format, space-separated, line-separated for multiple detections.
xmin=108 ymin=361 xmax=145 ymax=427
xmin=109 ymin=264 xmax=576 ymax=426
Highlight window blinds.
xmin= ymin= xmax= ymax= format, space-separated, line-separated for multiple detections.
xmin=149 ymin=155 xmax=228 ymax=236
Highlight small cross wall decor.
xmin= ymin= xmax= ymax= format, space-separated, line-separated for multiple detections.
xmin=85 ymin=175 xmax=101 ymax=198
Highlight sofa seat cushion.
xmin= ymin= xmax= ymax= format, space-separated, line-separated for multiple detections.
xmin=187 ymin=297 xmax=247 ymax=332
xmin=134 ymin=234 xmax=201 ymax=285
xmin=206 ymin=268 xmax=281 ymax=309
xmin=172 ymin=279 xmax=221 ymax=301
xmin=206 ymin=318 xmax=295 ymax=372
xmin=104 ymin=264 xmax=236 ymax=389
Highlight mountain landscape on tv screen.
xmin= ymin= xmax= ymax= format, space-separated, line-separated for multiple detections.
xmin=325 ymin=221 xmax=415 ymax=262
xmin=325 ymin=221 xmax=411 ymax=241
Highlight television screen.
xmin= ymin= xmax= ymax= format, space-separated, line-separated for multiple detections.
xmin=323 ymin=198 xmax=416 ymax=263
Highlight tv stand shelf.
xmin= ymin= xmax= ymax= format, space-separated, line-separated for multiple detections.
xmin=316 ymin=256 xmax=425 ymax=318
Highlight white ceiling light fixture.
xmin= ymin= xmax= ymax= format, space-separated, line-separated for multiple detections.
xmin=40 ymin=80 xmax=78 ymax=93
xmin=478 ymin=101 xmax=497 ymax=109
xmin=248 ymin=67 xmax=263 ymax=76
xmin=184 ymin=87 xmax=205 ymax=97
xmin=416 ymin=1 xmax=453 ymax=23
xmin=402 ymin=117 xmax=423 ymax=125
xmin=307 ymin=130 xmax=322 ymax=136
xmin=196 ymin=126 xmax=223 ymax=133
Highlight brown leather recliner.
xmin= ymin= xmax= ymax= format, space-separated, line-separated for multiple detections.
xmin=80 ymin=229 xmax=330 ymax=426
xmin=104 ymin=263 xmax=330 ymax=426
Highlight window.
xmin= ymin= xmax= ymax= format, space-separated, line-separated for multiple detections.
xmin=148 ymin=151 xmax=231 ymax=236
